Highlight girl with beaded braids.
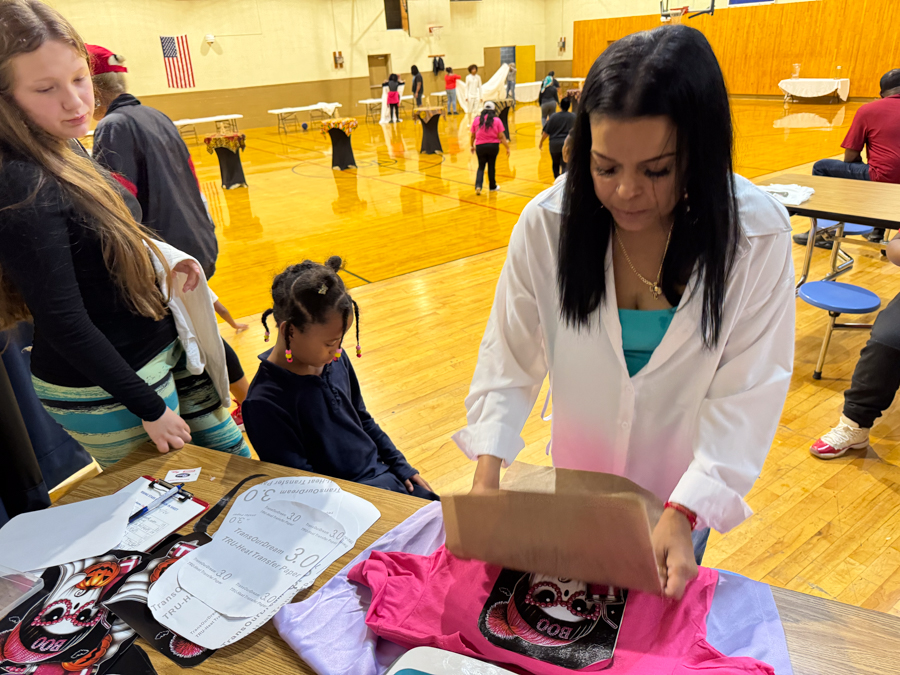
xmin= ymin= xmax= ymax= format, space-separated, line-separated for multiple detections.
xmin=242 ymin=257 xmax=437 ymax=500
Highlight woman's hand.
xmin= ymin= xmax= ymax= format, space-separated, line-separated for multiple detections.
xmin=505 ymin=145 xmax=511 ymax=157
xmin=651 ymin=506 xmax=699 ymax=599
xmin=471 ymin=146 xmax=476 ymax=154
xmin=143 ymin=407 xmax=192 ymax=454
xmin=171 ymin=259 xmax=203 ymax=293
xmin=404 ymin=473 xmax=434 ymax=494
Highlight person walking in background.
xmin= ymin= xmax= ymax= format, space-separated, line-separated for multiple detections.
xmin=445 ymin=66 xmax=462 ymax=114
xmin=383 ymin=73 xmax=404 ymax=123
xmin=470 ymin=102 xmax=510 ymax=195
xmin=465 ymin=64 xmax=483 ymax=116
xmin=506 ymin=62 xmax=517 ymax=103
xmin=539 ymin=97 xmax=575 ymax=178
xmin=539 ymin=72 xmax=560 ymax=127
xmin=411 ymin=65 xmax=424 ymax=107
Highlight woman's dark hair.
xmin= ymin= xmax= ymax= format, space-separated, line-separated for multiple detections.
xmin=478 ymin=106 xmax=498 ymax=129
xmin=446 ymin=66 xmax=453 ymax=74
xmin=411 ymin=65 xmax=419 ymax=76
xmin=262 ymin=257 xmax=360 ymax=355
xmin=468 ymin=64 xmax=477 ymax=73
xmin=548 ymin=70 xmax=555 ymax=77
xmin=388 ymin=73 xmax=398 ymax=82
xmin=559 ymin=24 xmax=739 ymax=348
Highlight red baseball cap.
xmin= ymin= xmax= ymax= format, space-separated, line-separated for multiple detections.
xmin=86 ymin=44 xmax=127 ymax=75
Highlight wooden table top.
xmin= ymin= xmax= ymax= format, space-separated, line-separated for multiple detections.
xmin=58 ymin=445 xmax=900 ymax=674
xmin=754 ymin=173 xmax=900 ymax=230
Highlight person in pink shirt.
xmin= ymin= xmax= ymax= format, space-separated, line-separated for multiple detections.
xmin=469 ymin=101 xmax=510 ymax=195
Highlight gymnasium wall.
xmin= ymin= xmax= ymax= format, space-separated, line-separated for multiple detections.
xmin=570 ymin=0 xmax=898 ymax=99
xmin=48 ymin=0 xmax=547 ymax=124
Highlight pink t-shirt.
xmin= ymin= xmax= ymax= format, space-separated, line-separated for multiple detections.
xmin=349 ymin=546 xmax=775 ymax=675
xmin=471 ymin=116 xmax=505 ymax=145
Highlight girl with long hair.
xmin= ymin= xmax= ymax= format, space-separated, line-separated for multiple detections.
xmin=454 ymin=26 xmax=795 ymax=599
xmin=0 ymin=0 xmax=249 ymax=466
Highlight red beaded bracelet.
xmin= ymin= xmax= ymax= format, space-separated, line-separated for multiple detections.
xmin=664 ymin=501 xmax=698 ymax=531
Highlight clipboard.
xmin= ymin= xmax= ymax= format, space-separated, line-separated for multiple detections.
xmin=116 ymin=475 xmax=210 ymax=552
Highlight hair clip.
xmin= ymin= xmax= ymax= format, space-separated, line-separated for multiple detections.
xmin=356 ymin=344 xmax=362 ymax=358
xmin=264 ymin=330 xmax=270 ymax=342
xmin=318 ymin=283 xmax=328 ymax=295
xmin=333 ymin=348 xmax=343 ymax=362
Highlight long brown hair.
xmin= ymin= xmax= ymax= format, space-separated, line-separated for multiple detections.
xmin=0 ymin=0 xmax=169 ymax=330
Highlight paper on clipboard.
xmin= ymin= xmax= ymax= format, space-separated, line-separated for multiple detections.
xmin=117 ymin=476 xmax=209 ymax=552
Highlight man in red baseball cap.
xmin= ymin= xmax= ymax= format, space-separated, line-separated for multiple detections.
xmin=86 ymin=43 xmax=218 ymax=279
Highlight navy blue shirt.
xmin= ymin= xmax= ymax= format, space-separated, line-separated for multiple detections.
xmin=242 ymin=351 xmax=417 ymax=484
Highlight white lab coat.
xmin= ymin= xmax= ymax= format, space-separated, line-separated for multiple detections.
xmin=148 ymin=239 xmax=230 ymax=409
xmin=453 ymin=175 xmax=795 ymax=533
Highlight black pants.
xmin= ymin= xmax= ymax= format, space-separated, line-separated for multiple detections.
xmin=362 ymin=470 xmax=440 ymax=501
xmin=843 ymin=291 xmax=900 ymax=428
xmin=222 ymin=338 xmax=244 ymax=385
xmin=389 ymin=103 xmax=399 ymax=121
xmin=475 ymin=143 xmax=499 ymax=190
xmin=549 ymin=141 xmax=566 ymax=178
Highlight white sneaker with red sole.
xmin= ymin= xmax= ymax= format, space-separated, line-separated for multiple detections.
xmin=231 ymin=400 xmax=245 ymax=432
xmin=810 ymin=415 xmax=869 ymax=459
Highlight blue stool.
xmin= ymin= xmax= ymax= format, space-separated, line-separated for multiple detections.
xmin=816 ymin=220 xmax=874 ymax=238
xmin=797 ymin=219 xmax=876 ymax=289
xmin=798 ymin=281 xmax=881 ymax=379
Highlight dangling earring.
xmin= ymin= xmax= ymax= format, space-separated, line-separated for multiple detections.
xmin=285 ymin=348 xmax=293 ymax=363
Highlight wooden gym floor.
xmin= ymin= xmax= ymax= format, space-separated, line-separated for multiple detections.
xmin=187 ymin=98 xmax=900 ymax=615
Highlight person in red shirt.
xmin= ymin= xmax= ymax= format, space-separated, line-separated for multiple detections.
xmin=795 ymin=69 xmax=900 ymax=246
xmin=445 ymin=67 xmax=462 ymax=115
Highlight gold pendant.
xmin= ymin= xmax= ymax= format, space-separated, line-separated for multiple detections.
xmin=651 ymin=285 xmax=661 ymax=299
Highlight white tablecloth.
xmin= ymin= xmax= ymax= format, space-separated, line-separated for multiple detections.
xmin=778 ymin=78 xmax=850 ymax=101
xmin=515 ymin=81 xmax=541 ymax=103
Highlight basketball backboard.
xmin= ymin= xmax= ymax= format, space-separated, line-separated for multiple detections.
xmin=660 ymin=0 xmax=715 ymax=21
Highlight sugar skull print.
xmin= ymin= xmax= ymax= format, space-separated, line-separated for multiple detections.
xmin=479 ymin=569 xmax=627 ymax=670
xmin=0 ymin=554 xmax=141 ymax=673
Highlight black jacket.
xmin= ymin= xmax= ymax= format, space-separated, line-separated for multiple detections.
xmin=243 ymin=351 xmax=418 ymax=485
xmin=92 ymin=94 xmax=218 ymax=277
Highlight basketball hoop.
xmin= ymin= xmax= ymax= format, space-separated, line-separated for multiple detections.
xmin=661 ymin=6 xmax=690 ymax=23
xmin=428 ymin=25 xmax=443 ymax=41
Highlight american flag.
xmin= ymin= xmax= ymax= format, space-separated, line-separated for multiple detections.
xmin=160 ymin=35 xmax=195 ymax=89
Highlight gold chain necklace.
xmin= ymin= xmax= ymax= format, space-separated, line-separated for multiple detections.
xmin=613 ymin=225 xmax=673 ymax=300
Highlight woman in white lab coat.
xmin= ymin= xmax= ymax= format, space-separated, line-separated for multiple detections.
xmin=453 ymin=25 xmax=795 ymax=599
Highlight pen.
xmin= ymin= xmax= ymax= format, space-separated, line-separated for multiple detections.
xmin=128 ymin=484 xmax=184 ymax=524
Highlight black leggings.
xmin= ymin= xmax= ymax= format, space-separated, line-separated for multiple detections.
xmin=843 ymin=291 xmax=900 ymax=428
xmin=222 ymin=338 xmax=244 ymax=385
xmin=389 ymin=103 xmax=399 ymax=121
xmin=549 ymin=141 xmax=566 ymax=179
xmin=475 ymin=143 xmax=499 ymax=190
